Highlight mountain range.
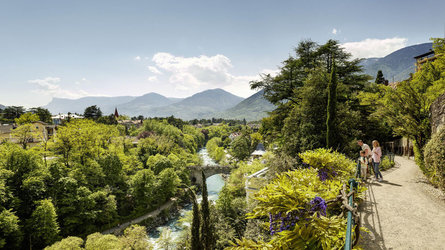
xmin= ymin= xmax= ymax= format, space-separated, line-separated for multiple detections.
xmin=44 ymin=88 xmax=275 ymax=121
xmin=361 ymin=42 xmax=433 ymax=82
xmin=41 ymin=42 xmax=434 ymax=121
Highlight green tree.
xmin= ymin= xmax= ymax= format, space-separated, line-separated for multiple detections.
xmin=374 ymin=39 xmax=445 ymax=167
xmin=0 ymin=209 xmax=22 ymax=249
xmin=29 ymin=199 xmax=60 ymax=249
xmin=83 ymin=105 xmax=102 ymax=120
xmin=2 ymin=106 xmax=25 ymax=120
xmin=44 ymin=236 xmax=84 ymax=250
xmin=252 ymin=40 xmax=369 ymax=157
xmin=230 ymin=135 xmax=251 ymax=161
xmin=15 ymin=112 xmax=39 ymax=124
xmin=191 ymin=191 xmax=201 ymax=250
xmin=119 ymin=225 xmax=152 ymax=250
xmin=129 ymin=169 xmax=157 ymax=211
xmin=156 ymin=168 xmax=181 ymax=202
xmin=147 ymin=154 xmax=173 ymax=175
xmin=200 ymin=171 xmax=214 ymax=250
xmin=375 ymin=70 xmax=386 ymax=84
xmin=11 ymin=124 xmax=38 ymax=149
xmin=326 ymin=62 xmax=337 ymax=148
xmin=85 ymin=233 xmax=122 ymax=250
xmin=30 ymin=107 xmax=52 ymax=123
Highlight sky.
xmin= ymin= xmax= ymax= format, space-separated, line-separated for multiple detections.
xmin=1 ymin=0 xmax=444 ymax=107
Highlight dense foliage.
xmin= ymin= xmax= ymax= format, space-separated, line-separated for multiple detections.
xmin=228 ymin=149 xmax=362 ymax=249
xmin=424 ymin=128 xmax=445 ymax=189
xmin=0 ymin=117 xmax=205 ymax=249
xmin=251 ymin=39 xmax=393 ymax=158
xmin=367 ymin=38 xmax=445 ymax=169
xmin=45 ymin=225 xmax=152 ymax=250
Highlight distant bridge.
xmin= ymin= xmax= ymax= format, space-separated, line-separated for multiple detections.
xmin=187 ymin=165 xmax=232 ymax=185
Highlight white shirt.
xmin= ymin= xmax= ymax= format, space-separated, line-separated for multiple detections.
xmin=361 ymin=144 xmax=371 ymax=157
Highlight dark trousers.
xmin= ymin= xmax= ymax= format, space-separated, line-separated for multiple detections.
xmin=373 ymin=162 xmax=383 ymax=179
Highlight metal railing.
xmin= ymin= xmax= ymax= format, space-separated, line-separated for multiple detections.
xmin=344 ymin=178 xmax=358 ymax=250
xmin=344 ymin=161 xmax=361 ymax=250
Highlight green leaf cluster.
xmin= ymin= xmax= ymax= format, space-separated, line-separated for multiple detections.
xmin=424 ymin=128 xmax=445 ymax=189
xmin=299 ymin=148 xmax=356 ymax=178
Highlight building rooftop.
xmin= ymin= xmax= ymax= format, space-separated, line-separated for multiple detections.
xmin=414 ymin=50 xmax=435 ymax=59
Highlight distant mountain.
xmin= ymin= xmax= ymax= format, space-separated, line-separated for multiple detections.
xmin=43 ymin=89 xmax=246 ymax=120
xmin=148 ymin=88 xmax=244 ymax=120
xmin=44 ymin=96 xmax=136 ymax=114
xmin=361 ymin=43 xmax=433 ymax=82
xmin=0 ymin=104 xmax=5 ymax=110
xmin=167 ymin=97 xmax=185 ymax=103
xmin=217 ymin=89 xmax=276 ymax=121
xmin=116 ymin=93 xmax=179 ymax=116
xmin=175 ymin=88 xmax=243 ymax=111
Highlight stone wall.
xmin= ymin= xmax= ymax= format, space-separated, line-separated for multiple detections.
xmin=431 ymin=93 xmax=445 ymax=134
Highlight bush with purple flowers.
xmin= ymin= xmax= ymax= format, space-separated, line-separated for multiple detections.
xmin=300 ymin=148 xmax=355 ymax=181
xmin=247 ymin=149 xmax=362 ymax=249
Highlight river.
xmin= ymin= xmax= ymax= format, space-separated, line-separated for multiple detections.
xmin=147 ymin=148 xmax=225 ymax=247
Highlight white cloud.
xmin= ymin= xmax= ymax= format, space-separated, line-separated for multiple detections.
xmin=134 ymin=56 xmax=141 ymax=61
xmin=147 ymin=76 xmax=158 ymax=82
xmin=148 ymin=52 xmax=279 ymax=97
xmin=260 ymin=68 xmax=280 ymax=77
xmin=341 ymin=37 xmax=408 ymax=58
xmin=148 ymin=66 xmax=162 ymax=75
xmin=332 ymin=28 xmax=337 ymax=35
xmin=75 ymin=77 xmax=88 ymax=85
xmin=152 ymin=53 xmax=233 ymax=87
xmin=29 ymin=77 xmax=89 ymax=99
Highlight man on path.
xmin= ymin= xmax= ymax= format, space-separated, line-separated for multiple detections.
xmin=357 ymin=140 xmax=371 ymax=157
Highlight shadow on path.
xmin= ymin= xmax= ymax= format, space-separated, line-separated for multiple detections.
xmin=359 ymin=180 xmax=387 ymax=250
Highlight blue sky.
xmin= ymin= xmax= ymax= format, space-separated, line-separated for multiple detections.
xmin=1 ymin=0 xmax=444 ymax=107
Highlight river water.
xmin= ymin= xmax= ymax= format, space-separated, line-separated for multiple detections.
xmin=148 ymin=148 xmax=225 ymax=246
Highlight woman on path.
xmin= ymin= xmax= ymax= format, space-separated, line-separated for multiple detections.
xmin=372 ymin=140 xmax=383 ymax=181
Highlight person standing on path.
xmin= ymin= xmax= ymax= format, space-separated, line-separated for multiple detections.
xmin=357 ymin=140 xmax=372 ymax=177
xmin=358 ymin=150 xmax=368 ymax=182
xmin=372 ymin=140 xmax=383 ymax=181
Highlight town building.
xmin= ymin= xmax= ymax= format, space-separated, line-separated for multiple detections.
xmin=51 ymin=113 xmax=83 ymax=125
xmin=414 ymin=50 xmax=438 ymax=72
xmin=251 ymin=143 xmax=266 ymax=160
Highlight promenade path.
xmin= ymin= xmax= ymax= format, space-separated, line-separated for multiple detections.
xmin=102 ymin=198 xmax=177 ymax=235
xmin=358 ymin=156 xmax=445 ymax=249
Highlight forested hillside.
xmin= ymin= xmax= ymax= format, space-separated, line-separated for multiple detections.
xmin=0 ymin=117 xmax=206 ymax=249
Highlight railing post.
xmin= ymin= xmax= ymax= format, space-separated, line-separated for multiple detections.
xmin=344 ymin=178 xmax=357 ymax=250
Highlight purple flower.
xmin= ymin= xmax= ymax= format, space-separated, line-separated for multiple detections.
xmin=310 ymin=196 xmax=327 ymax=217
xmin=268 ymin=210 xmax=301 ymax=234
xmin=318 ymin=169 xmax=329 ymax=181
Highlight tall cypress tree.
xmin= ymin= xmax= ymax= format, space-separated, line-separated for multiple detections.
xmin=326 ymin=62 xmax=337 ymax=148
xmin=200 ymin=171 xmax=214 ymax=250
xmin=190 ymin=191 xmax=201 ymax=250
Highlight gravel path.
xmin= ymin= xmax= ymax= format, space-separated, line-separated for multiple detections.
xmin=358 ymin=156 xmax=445 ymax=250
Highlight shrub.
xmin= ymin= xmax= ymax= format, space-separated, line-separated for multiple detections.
xmin=243 ymin=149 xmax=364 ymax=249
xmin=299 ymin=148 xmax=356 ymax=180
xmin=424 ymin=128 xmax=445 ymax=189
xmin=248 ymin=168 xmax=350 ymax=249
xmin=380 ymin=157 xmax=395 ymax=171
